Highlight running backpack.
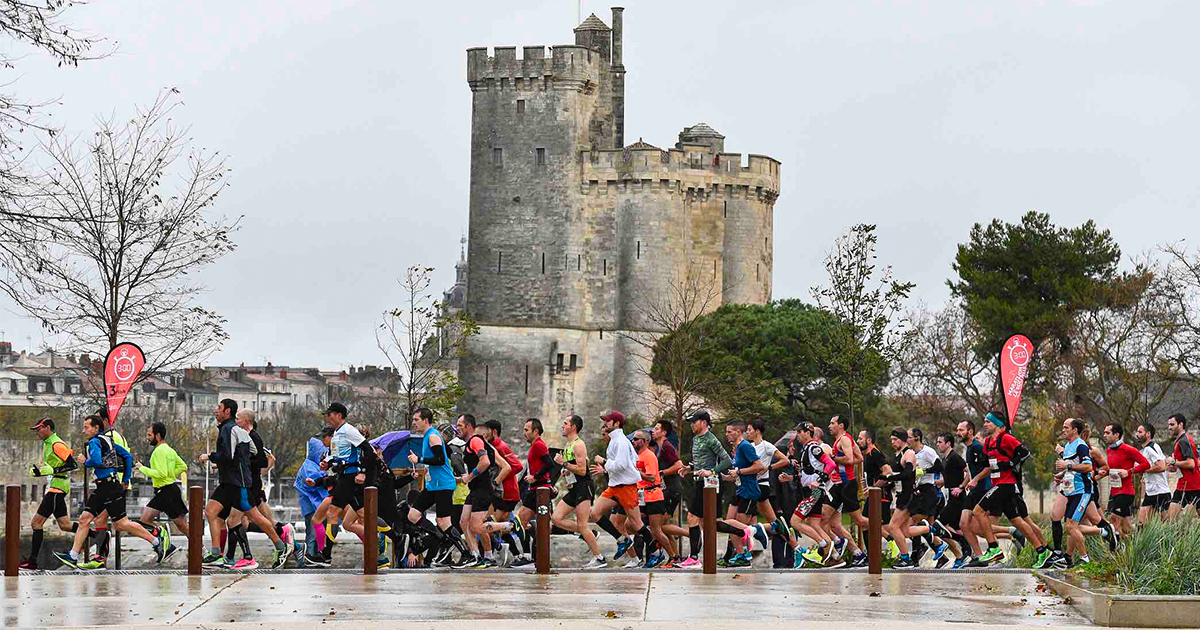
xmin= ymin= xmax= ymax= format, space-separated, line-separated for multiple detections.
xmin=547 ymin=448 xmax=565 ymax=484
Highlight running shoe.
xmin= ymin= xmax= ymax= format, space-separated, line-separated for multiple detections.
xmin=849 ymin=553 xmax=869 ymax=568
xmin=1050 ymin=553 xmax=1072 ymax=570
xmin=885 ymin=540 xmax=901 ymax=560
xmin=1010 ymin=527 xmax=1026 ymax=554
xmin=615 ymin=536 xmax=634 ymax=559
xmin=233 ymin=557 xmax=258 ymax=571
xmin=479 ymin=555 xmax=499 ymax=569
xmin=271 ymin=544 xmax=288 ymax=569
xmin=911 ymin=539 xmax=928 ymax=565
xmin=581 ymin=556 xmax=607 ymax=569
xmin=18 ymin=559 xmax=37 ymax=571
xmin=801 ymin=547 xmax=823 ymax=567
xmin=377 ymin=556 xmax=392 ymax=570
xmin=450 ymin=553 xmax=478 ymax=569
xmin=716 ymin=558 xmax=730 ymax=568
xmin=292 ymin=540 xmax=305 ymax=565
xmin=202 ymin=551 xmax=225 ymax=567
xmin=824 ymin=555 xmax=847 ymax=569
xmin=157 ymin=524 xmax=171 ymax=551
xmin=660 ymin=557 xmax=677 ymax=569
xmin=728 ymin=552 xmax=752 ymax=568
xmin=752 ymin=524 xmax=770 ymax=549
xmin=162 ymin=543 xmax=180 ymax=564
xmin=979 ymin=546 xmax=1005 ymax=565
xmin=304 ymin=553 xmax=331 ymax=568
xmin=932 ymin=541 xmax=949 ymax=562
xmin=951 ymin=557 xmax=968 ymax=569
xmin=1076 ymin=555 xmax=1091 ymax=567
xmin=833 ymin=537 xmax=847 ymax=558
xmin=623 ymin=557 xmax=643 ymax=568
xmin=1033 ymin=548 xmax=1053 ymax=570
xmin=153 ymin=542 xmax=168 ymax=564
xmin=935 ymin=555 xmax=951 ymax=569
xmin=891 ymin=557 xmax=915 ymax=569
xmin=511 ymin=555 xmax=536 ymax=568
xmin=52 ymin=551 xmax=79 ymax=570
xmin=1100 ymin=522 xmax=1117 ymax=552
xmin=677 ymin=556 xmax=700 ymax=569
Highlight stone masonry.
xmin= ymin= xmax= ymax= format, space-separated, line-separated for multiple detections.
xmin=459 ymin=8 xmax=781 ymax=442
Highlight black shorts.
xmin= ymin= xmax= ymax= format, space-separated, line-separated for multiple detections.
xmin=966 ymin=484 xmax=989 ymax=509
xmin=1171 ymin=489 xmax=1200 ymax=508
xmin=146 ymin=483 xmax=188 ymax=520
xmin=466 ymin=487 xmax=495 ymax=512
xmin=687 ymin=481 xmax=726 ymax=518
xmin=493 ymin=498 xmax=518 ymax=513
xmin=85 ymin=479 xmax=127 ymax=521
xmin=643 ymin=499 xmax=668 ymax=516
xmin=1142 ymin=492 xmax=1171 ymax=512
xmin=562 ymin=480 xmax=595 ymax=508
xmin=756 ymin=483 xmax=774 ymax=501
xmin=331 ymin=475 xmax=364 ymax=511
xmin=36 ymin=491 xmax=68 ymax=519
xmin=909 ymin=485 xmax=939 ymax=518
xmin=248 ymin=485 xmax=267 ymax=508
xmin=1107 ymin=493 xmax=1135 ymax=518
xmin=895 ymin=489 xmax=913 ymax=512
xmin=663 ymin=487 xmax=682 ymax=516
xmin=980 ymin=483 xmax=1024 ymax=520
xmin=879 ymin=500 xmax=893 ymax=524
xmin=212 ymin=483 xmax=254 ymax=519
xmin=735 ymin=495 xmax=759 ymax=515
xmin=940 ymin=495 xmax=966 ymax=526
xmin=830 ymin=481 xmax=861 ymax=513
xmin=413 ymin=488 xmax=454 ymax=519
xmin=520 ymin=486 xmax=553 ymax=511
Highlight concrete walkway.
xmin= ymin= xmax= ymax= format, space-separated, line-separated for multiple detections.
xmin=2 ymin=571 xmax=1093 ymax=628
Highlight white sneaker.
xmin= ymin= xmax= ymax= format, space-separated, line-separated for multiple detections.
xmin=581 ymin=556 xmax=607 ymax=569
xmin=622 ymin=558 xmax=643 ymax=568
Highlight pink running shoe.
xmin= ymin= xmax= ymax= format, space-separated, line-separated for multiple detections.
xmin=677 ymin=557 xmax=700 ymax=568
xmin=232 ymin=558 xmax=258 ymax=571
xmin=281 ymin=523 xmax=295 ymax=546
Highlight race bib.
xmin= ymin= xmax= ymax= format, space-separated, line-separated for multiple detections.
xmin=638 ymin=489 xmax=646 ymax=507
xmin=989 ymin=457 xmax=1000 ymax=480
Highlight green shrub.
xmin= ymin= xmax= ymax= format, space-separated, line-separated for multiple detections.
xmin=1098 ymin=517 xmax=1200 ymax=596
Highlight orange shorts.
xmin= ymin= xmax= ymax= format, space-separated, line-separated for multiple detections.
xmin=601 ymin=484 xmax=639 ymax=511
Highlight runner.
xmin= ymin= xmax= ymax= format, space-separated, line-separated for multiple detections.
xmin=1135 ymin=422 xmax=1171 ymax=523
xmin=454 ymin=413 xmax=510 ymax=568
xmin=588 ymin=410 xmax=645 ymax=564
xmin=885 ymin=429 xmax=918 ymax=568
xmin=746 ymin=419 xmax=791 ymax=563
xmin=223 ymin=410 xmax=292 ymax=570
xmin=550 ymin=414 xmax=606 ymax=569
xmin=83 ymin=407 xmax=131 ymax=568
xmin=1057 ymin=418 xmax=1099 ymax=566
xmin=1166 ymin=413 xmax=1200 ymax=519
xmin=296 ymin=432 xmax=332 ymax=566
xmin=718 ymin=421 xmax=762 ymax=567
xmin=934 ymin=432 xmax=969 ymax=568
xmin=678 ymin=410 xmax=732 ymax=568
xmin=653 ymin=419 xmax=689 ymax=566
xmin=1099 ymin=423 xmax=1150 ymax=537
xmin=133 ymin=422 xmax=188 ymax=562
xmin=897 ymin=428 xmax=946 ymax=568
xmin=481 ymin=419 xmax=524 ymax=565
xmin=20 ymin=417 xmax=79 ymax=571
xmin=858 ymin=428 xmax=899 ymax=560
xmin=54 ymin=415 xmax=169 ymax=569
xmin=785 ymin=421 xmax=843 ymax=569
xmin=959 ymin=420 xmax=991 ymax=566
xmin=198 ymin=399 xmax=288 ymax=569
xmin=971 ymin=412 xmax=1048 ymax=567
xmin=509 ymin=418 xmax=553 ymax=568
xmin=632 ymin=429 xmax=676 ymax=567
xmin=825 ymin=415 xmax=866 ymax=567
xmin=403 ymin=407 xmax=467 ymax=568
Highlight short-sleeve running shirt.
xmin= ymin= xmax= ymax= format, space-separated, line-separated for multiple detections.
xmin=636 ymin=447 xmax=665 ymax=503
xmin=1174 ymin=433 xmax=1200 ymax=491
xmin=1060 ymin=437 xmax=1092 ymax=496
xmin=733 ymin=440 xmax=761 ymax=500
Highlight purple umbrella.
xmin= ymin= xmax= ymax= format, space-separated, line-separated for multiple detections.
xmin=370 ymin=430 xmax=412 ymax=465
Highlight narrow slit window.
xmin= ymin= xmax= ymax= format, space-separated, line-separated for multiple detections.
xmin=498 ymin=252 xmax=503 ymax=273
xmin=765 ymin=237 xmax=768 ymax=249
xmin=556 ymin=353 xmax=564 ymax=374
xmin=713 ymin=259 xmax=717 ymax=279
xmin=517 ymin=99 xmax=525 ymax=114
xmin=537 ymin=148 xmax=546 ymax=165
xmin=577 ymin=254 xmax=581 ymax=270
xmin=542 ymin=252 xmax=546 ymax=274
xmin=524 ymin=365 xmax=529 ymax=395
xmin=569 ymin=354 xmax=577 ymax=371
xmin=637 ymin=241 xmax=641 ymax=259
xmin=600 ymin=328 xmax=604 ymax=340
xmin=723 ymin=201 xmax=727 ymax=218
xmin=485 ymin=365 xmax=490 ymax=395
xmin=756 ymin=263 xmax=760 ymax=281
xmin=493 ymin=147 xmax=503 ymax=165
xmin=603 ymin=259 xmax=607 ymax=276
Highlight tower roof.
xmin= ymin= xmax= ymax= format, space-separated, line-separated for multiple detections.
xmin=624 ymin=138 xmax=660 ymax=150
xmin=683 ymin=122 xmax=724 ymax=138
xmin=575 ymin=13 xmax=611 ymax=31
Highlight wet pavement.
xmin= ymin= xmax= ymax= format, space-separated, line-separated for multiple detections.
xmin=2 ymin=570 xmax=1090 ymax=628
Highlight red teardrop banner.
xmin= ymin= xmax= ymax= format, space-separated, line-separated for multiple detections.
xmin=999 ymin=334 xmax=1033 ymax=425
xmin=103 ymin=342 xmax=146 ymax=425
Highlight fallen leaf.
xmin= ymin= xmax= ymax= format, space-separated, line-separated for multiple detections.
xmin=604 ymin=611 xmax=618 ymax=619
xmin=1034 ymin=610 xmax=1044 ymax=616
xmin=1062 ymin=597 xmax=1074 ymax=605
xmin=869 ymin=592 xmax=880 ymax=597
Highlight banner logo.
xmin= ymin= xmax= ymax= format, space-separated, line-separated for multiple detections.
xmin=103 ymin=342 xmax=146 ymax=425
xmin=1000 ymin=334 xmax=1032 ymax=425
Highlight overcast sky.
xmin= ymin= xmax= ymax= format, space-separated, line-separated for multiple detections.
xmin=1 ymin=1 xmax=1197 ymax=370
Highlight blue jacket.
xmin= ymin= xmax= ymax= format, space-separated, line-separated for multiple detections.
xmin=294 ymin=438 xmax=329 ymax=517
xmin=85 ymin=435 xmax=133 ymax=484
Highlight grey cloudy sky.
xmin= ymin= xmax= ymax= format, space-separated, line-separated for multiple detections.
xmin=2 ymin=1 xmax=1197 ymax=370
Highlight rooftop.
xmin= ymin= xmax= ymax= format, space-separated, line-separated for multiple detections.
xmin=575 ymin=13 xmax=610 ymax=31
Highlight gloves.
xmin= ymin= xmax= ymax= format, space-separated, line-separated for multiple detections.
xmin=915 ymin=468 xmax=925 ymax=478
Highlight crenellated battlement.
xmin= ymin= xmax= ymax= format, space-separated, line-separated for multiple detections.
xmin=467 ymin=44 xmax=604 ymax=91
xmin=578 ymin=147 xmax=781 ymax=200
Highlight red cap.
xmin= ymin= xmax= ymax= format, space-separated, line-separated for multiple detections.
xmin=29 ymin=417 xmax=53 ymax=431
xmin=599 ymin=410 xmax=626 ymax=428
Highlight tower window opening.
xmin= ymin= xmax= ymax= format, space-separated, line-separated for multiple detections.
xmin=556 ymin=353 xmax=564 ymax=374
xmin=603 ymin=259 xmax=607 ymax=276
xmin=493 ymin=147 xmax=503 ymax=165
xmin=756 ymin=263 xmax=760 ymax=281
xmin=713 ymin=259 xmax=717 ymax=279
xmin=524 ymin=364 xmax=529 ymax=395
xmin=637 ymin=241 xmax=640 ymax=259
xmin=537 ymin=148 xmax=546 ymax=165
xmin=485 ymin=365 xmax=490 ymax=395
xmin=498 ymin=252 xmax=503 ymax=273
xmin=723 ymin=201 xmax=727 ymax=218
xmin=542 ymin=252 xmax=545 ymax=274
xmin=569 ymin=354 xmax=577 ymax=371
xmin=577 ymin=254 xmax=581 ymax=270
xmin=517 ymin=99 xmax=525 ymax=114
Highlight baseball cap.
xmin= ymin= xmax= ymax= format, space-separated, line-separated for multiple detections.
xmin=686 ymin=410 xmax=711 ymax=424
xmin=324 ymin=402 xmax=348 ymax=417
xmin=30 ymin=417 xmax=54 ymax=431
xmin=314 ymin=426 xmax=335 ymax=438
xmin=795 ymin=421 xmax=814 ymax=435
xmin=599 ymin=410 xmax=626 ymax=426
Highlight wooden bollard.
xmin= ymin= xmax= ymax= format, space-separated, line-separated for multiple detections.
xmin=868 ymin=487 xmax=882 ymax=575
xmin=702 ymin=481 xmax=718 ymax=575
xmin=535 ymin=487 xmax=551 ymax=574
xmin=363 ymin=486 xmax=378 ymax=575
xmin=188 ymin=486 xmax=203 ymax=575
xmin=5 ymin=485 xmax=19 ymax=576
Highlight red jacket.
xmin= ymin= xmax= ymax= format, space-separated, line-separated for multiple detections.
xmin=1104 ymin=442 xmax=1149 ymax=496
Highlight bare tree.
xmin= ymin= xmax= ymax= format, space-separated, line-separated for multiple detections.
xmin=619 ymin=261 xmax=729 ymax=429
xmin=0 ymin=89 xmax=239 ymax=378
xmin=1 ymin=1 xmax=111 ymax=215
xmin=376 ymin=265 xmax=478 ymax=426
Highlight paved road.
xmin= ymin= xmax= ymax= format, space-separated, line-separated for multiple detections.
xmin=2 ymin=570 xmax=1089 ymax=628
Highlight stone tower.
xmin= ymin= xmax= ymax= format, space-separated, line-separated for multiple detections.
xmin=460 ymin=8 xmax=781 ymax=436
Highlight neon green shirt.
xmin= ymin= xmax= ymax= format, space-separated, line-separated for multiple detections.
xmin=138 ymin=442 xmax=187 ymax=488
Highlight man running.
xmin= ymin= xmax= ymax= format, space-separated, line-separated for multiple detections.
xmin=885 ymin=429 xmax=918 ymax=568
xmin=785 ymin=421 xmax=843 ymax=568
xmin=1135 ymin=422 xmax=1171 ymax=523
xmin=481 ymin=419 xmax=524 ymax=564
xmin=133 ymin=422 xmax=188 ymax=560
xmin=825 ymin=415 xmax=866 ymax=567
xmin=1099 ymin=423 xmax=1150 ymax=537
xmin=588 ymin=410 xmax=644 ymax=562
xmin=1166 ymin=413 xmax=1200 ymax=519
xmin=678 ymin=410 xmax=732 ymax=568
xmin=653 ymin=419 xmax=689 ymax=566
xmin=858 ymin=428 xmax=899 ymax=560
xmin=55 ymin=415 xmax=169 ymax=569
xmin=934 ymin=432 xmax=969 ymax=567
xmin=199 ymin=399 xmax=288 ymax=569
xmin=972 ymin=412 xmax=1047 ymax=567
xmin=223 ymin=410 xmax=293 ymax=569
xmin=82 ymin=408 xmax=132 ymax=568
xmin=551 ymin=414 xmax=606 ymax=568
xmin=455 ymin=414 xmax=510 ymax=568
xmin=632 ymin=429 xmax=676 ymax=567
xmin=508 ymin=418 xmax=553 ymax=567
xmin=959 ymin=420 xmax=991 ymax=565
xmin=404 ymin=407 xmax=466 ymax=568
xmin=1057 ymin=418 xmax=1099 ymax=565
xmin=21 ymin=417 xmax=79 ymax=571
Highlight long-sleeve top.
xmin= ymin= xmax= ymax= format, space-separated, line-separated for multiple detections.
xmin=1105 ymin=441 xmax=1150 ymax=496
xmin=139 ymin=442 xmax=188 ymax=488
xmin=209 ymin=419 xmax=253 ymax=487
xmin=604 ymin=429 xmax=641 ymax=486
xmin=85 ymin=435 xmax=132 ymax=484
xmin=691 ymin=430 xmax=733 ymax=474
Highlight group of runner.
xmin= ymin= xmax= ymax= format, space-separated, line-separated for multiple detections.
xmin=19 ymin=397 xmax=1200 ymax=572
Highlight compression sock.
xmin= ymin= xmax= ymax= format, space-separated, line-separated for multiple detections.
xmin=235 ymin=525 xmax=252 ymax=559
xmin=550 ymin=525 xmax=573 ymax=536
xmin=501 ymin=532 xmax=522 ymax=556
xmin=94 ymin=530 xmax=111 ymax=558
xmin=689 ymin=526 xmax=701 ymax=558
xmin=274 ymin=523 xmax=286 ymax=538
xmin=953 ymin=533 xmax=971 ymax=555
xmin=225 ymin=525 xmax=239 ymax=558
xmin=715 ymin=521 xmax=742 ymax=535
xmin=30 ymin=529 xmax=44 ymax=559
xmin=314 ymin=521 xmax=327 ymax=551
xmin=597 ymin=515 xmax=622 ymax=541
xmin=723 ymin=540 xmax=735 ymax=562
xmin=1052 ymin=521 xmax=1063 ymax=551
